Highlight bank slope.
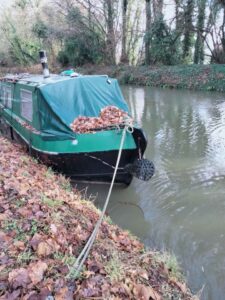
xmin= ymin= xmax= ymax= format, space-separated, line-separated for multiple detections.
xmin=77 ymin=64 xmax=225 ymax=92
xmin=0 ymin=137 xmax=196 ymax=299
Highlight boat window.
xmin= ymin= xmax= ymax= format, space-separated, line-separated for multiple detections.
xmin=20 ymin=89 xmax=33 ymax=122
xmin=0 ymin=84 xmax=2 ymax=104
xmin=1 ymin=85 xmax=12 ymax=109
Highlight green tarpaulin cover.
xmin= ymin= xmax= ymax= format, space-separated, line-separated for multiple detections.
xmin=38 ymin=75 xmax=129 ymax=140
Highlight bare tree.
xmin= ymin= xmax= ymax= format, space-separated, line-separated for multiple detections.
xmin=105 ymin=0 xmax=116 ymax=64
xmin=194 ymin=0 xmax=206 ymax=64
xmin=201 ymin=0 xmax=225 ymax=63
xmin=121 ymin=0 xmax=129 ymax=63
xmin=126 ymin=3 xmax=143 ymax=65
xmin=182 ymin=0 xmax=195 ymax=61
xmin=152 ymin=0 xmax=163 ymax=20
xmin=145 ymin=0 xmax=151 ymax=65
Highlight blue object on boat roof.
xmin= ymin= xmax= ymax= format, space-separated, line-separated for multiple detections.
xmin=60 ymin=69 xmax=75 ymax=76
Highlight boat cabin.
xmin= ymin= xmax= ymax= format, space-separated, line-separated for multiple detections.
xmin=0 ymin=72 xmax=153 ymax=185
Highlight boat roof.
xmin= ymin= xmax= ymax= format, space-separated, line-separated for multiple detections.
xmin=2 ymin=73 xmax=109 ymax=86
xmin=1 ymin=73 xmax=129 ymax=140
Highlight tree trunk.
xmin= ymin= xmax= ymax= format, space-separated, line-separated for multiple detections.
xmin=194 ymin=0 xmax=206 ymax=64
xmin=182 ymin=0 xmax=194 ymax=61
xmin=222 ymin=7 xmax=225 ymax=52
xmin=152 ymin=0 xmax=163 ymax=21
xmin=145 ymin=0 xmax=151 ymax=65
xmin=105 ymin=0 xmax=116 ymax=64
xmin=175 ymin=0 xmax=181 ymax=32
xmin=121 ymin=0 xmax=129 ymax=63
xmin=87 ymin=0 xmax=92 ymax=29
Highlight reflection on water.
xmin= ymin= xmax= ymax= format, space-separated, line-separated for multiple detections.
xmin=74 ymin=182 xmax=151 ymax=239
xmin=76 ymin=86 xmax=225 ymax=300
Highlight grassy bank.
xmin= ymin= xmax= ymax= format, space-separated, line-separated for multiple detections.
xmin=0 ymin=136 xmax=197 ymax=299
xmin=76 ymin=64 xmax=225 ymax=92
xmin=1 ymin=63 xmax=225 ymax=92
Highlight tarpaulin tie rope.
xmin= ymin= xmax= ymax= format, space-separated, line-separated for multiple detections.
xmin=83 ymin=119 xmax=134 ymax=170
xmin=67 ymin=124 xmax=130 ymax=279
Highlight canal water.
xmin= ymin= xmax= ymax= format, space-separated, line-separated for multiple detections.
xmin=77 ymin=86 xmax=225 ymax=300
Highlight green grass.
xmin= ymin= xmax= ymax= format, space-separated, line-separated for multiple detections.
xmin=103 ymin=215 xmax=114 ymax=225
xmin=54 ymin=252 xmax=77 ymax=266
xmin=41 ymin=194 xmax=63 ymax=208
xmin=3 ymin=220 xmax=26 ymax=241
xmin=31 ymin=157 xmax=39 ymax=164
xmin=3 ymin=218 xmax=43 ymax=240
xmin=17 ymin=249 xmax=35 ymax=264
xmin=153 ymin=251 xmax=183 ymax=281
xmin=61 ymin=178 xmax=72 ymax=192
xmin=105 ymin=251 xmax=124 ymax=282
xmin=45 ymin=167 xmax=55 ymax=178
xmin=3 ymin=220 xmax=19 ymax=232
xmin=20 ymin=155 xmax=30 ymax=164
xmin=14 ymin=198 xmax=26 ymax=208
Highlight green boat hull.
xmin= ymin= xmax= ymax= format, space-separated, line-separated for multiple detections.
xmin=0 ymin=74 xmax=148 ymax=184
xmin=0 ymin=115 xmax=146 ymax=185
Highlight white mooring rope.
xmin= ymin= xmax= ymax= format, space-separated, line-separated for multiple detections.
xmin=67 ymin=125 xmax=129 ymax=279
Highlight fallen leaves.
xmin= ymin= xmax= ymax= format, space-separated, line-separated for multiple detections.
xmin=70 ymin=105 xmax=133 ymax=133
xmin=8 ymin=268 xmax=30 ymax=289
xmin=13 ymin=240 xmax=25 ymax=251
xmin=37 ymin=239 xmax=60 ymax=257
xmin=0 ymin=137 xmax=194 ymax=300
xmin=170 ymin=278 xmax=188 ymax=294
xmin=50 ymin=223 xmax=57 ymax=235
xmin=7 ymin=261 xmax=48 ymax=289
xmin=134 ymin=284 xmax=161 ymax=300
xmin=17 ymin=207 xmax=32 ymax=218
xmin=37 ymin=241 xmax=53 ymax=257
xmin=28 ymin=261 xmax=48 ymax=285
xmin=3 ymin=289 xmax=21 ymax=300
xmin=30 ymin=233 xmax=43 ymax=250
xmin=55 ymin=286 xmax=74 ymax=300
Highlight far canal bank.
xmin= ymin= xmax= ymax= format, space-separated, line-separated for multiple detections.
xmin=77 ymin=64 xmax=225 ymax=93
xmin=1 ymin=63 xmax=225 ymax=93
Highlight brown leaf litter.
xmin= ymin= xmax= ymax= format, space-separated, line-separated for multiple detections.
xmin=70 ymin=106 xmax=132 ymax=133
xmin=0 ymin=137 xmax=197 ymax=299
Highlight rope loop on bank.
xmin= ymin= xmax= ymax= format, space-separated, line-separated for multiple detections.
xmin=67 ymin=123 xmax=131 ymax=279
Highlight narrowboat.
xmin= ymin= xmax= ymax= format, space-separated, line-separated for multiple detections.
xmin=0 ymin=52 xmax=154 ymax=185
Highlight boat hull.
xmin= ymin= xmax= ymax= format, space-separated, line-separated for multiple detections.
xmin=0 ymin=119 xmax=146 ymax=185
xmin=31 ymin=148 xmax=134 ymax=185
